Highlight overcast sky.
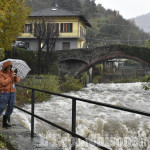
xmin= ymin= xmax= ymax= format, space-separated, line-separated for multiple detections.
xmin=95 ymin=0 xmax=150 ymax=19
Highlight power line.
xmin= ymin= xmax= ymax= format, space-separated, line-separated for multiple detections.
xmin=82 ymin=21 xmax=150 ymax=29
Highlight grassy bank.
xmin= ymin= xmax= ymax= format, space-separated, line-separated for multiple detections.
xmin=16 ymin=75 xmax=83 ymax=106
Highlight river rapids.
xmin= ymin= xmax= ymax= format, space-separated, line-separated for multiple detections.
xmin=12 ymin=82 xmax=150 ymax=150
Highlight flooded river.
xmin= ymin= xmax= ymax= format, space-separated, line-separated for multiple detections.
xmin=12 ymin=82 xmax=150 ymax=150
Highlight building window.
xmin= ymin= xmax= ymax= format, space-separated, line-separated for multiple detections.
xmin=47 ymin=23 xmax=59 ymax=31
xmin=34 ymin=23 xmax=59 ymax=37
xmin=61 ymin=23 xmax=72 ymax=32
xmin=47 ymin=23 xmax=59 ymax=36
xmin=24 ymin=24 xmax=32 ymax=33
xmin=62 ymin=42 xmax=70 ymax=50
xmin=34 ymin=23 xmax=46 ymax=37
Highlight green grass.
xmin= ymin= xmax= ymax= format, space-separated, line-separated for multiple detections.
xmin=0 ymin=134 xmax=8 ymax=150
xmin=16 ymin=75 xmax=83 ymax=106
xmin=0 ymin=141 xmax=7 ymax=149
xmin=16 ymin=75 xmax=61 ymax=106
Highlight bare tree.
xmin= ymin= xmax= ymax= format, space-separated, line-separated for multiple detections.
xmin=46 ymin=23 xmax=59 ymax=52
xmin=32 ymin=17 xmax=59 ymax=75
xmin=46 ymin=23 xmax=59 ymax=73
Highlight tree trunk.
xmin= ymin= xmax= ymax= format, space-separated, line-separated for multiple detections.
xmin=38 ymin=39 xmax=41 ymax=75
xmin=46 ymin=41 xmax=50 ymax=73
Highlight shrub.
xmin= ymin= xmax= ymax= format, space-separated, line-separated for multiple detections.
xmin=93 ymin=76 xmax=102 ymax=84
xmin=16 ymin=75 xmax=60 ymax=106
xmin=61 ymin=75 xmax=83 ymax=92
xmin=142 ymin=74 xmax=150 ymax=82
xmin=142 ymin=74 xmax=150 ymax=90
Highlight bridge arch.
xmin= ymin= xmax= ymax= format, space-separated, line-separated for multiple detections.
xmin=59 ymin=59 xmax=87 ymax=76
xmin=56 ymin=44 xmax=150 ymax=77
xmin=75 ymin=51 xmax=150 ymax=76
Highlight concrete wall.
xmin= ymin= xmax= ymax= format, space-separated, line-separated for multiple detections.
xmin=20 ymin=38 xmax=79 ymax=51
xmin=55 ymin=38 xmax=78 ymax=50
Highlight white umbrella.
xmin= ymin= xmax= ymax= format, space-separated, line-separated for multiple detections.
xmin=0 ymin=59 xmax=31 ymax=79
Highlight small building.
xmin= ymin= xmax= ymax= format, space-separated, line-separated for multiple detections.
xmin=17 ymin=7 xmax=91 ymax=50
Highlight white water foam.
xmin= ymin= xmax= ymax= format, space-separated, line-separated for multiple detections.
xmin=12 ymin=82 xmax=150 ymax=150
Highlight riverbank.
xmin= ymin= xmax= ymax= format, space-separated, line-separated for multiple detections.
xmin=16 ymin=74 xmax=83 ymax=106
xmin=15 ymin=73 xmax=150 ymax=106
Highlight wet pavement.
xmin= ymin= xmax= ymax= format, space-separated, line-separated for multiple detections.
xmin=0 ymin=117 xmax=62 ymax=150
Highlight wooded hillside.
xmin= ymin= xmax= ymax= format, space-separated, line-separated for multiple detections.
xmin=26 ymin=0 xmax=150 ymax=47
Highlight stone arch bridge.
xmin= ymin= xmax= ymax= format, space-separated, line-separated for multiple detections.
xmin=55 ymin=44 xmax=150 ymax=77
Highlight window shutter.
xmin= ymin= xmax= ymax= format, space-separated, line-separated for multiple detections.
xmin=70 ymin=23 xmax=72 ymax=32
xmin=30 ymin=24 xmax=32 ymax=33
xmin=61 ymin=23 xmax=63 ymax=32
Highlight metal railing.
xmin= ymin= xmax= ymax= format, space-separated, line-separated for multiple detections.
xmin=15 ymin=85 xmax=150 ymax=150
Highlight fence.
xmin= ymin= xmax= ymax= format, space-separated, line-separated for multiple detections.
xmin=15 ymin=84 xmax=150 ymax=150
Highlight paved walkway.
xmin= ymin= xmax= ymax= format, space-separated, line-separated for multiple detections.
xmin=0 ymin=117 xmax=62 ymax=150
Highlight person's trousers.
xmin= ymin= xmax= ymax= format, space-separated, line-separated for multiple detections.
xmin=0 ymin=92 xmax=16 ymax=117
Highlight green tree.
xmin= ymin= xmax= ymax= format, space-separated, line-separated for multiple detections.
xmin=0 ymin=0 xmax=31 ymax=50
xmin=0 ymin=0 xmax=9 ymax=31
xmin=0 ymin=48 xmax=5 ymax=60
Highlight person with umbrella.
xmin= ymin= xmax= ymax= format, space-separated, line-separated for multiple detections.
xmin=0 ymin=60 xmax=20 ymax=128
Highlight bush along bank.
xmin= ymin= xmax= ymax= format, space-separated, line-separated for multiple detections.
xmin=16 ymin=75 xmax=83 ymax=106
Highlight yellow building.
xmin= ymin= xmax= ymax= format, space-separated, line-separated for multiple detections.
xmin=17 ymin=7 xmax=91 ymax=50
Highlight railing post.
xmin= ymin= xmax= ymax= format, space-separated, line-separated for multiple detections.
xmin=31 ymin=89 xmax=35 ymax=138
xmin=72 ymin=98 xmax=76 ymax=150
